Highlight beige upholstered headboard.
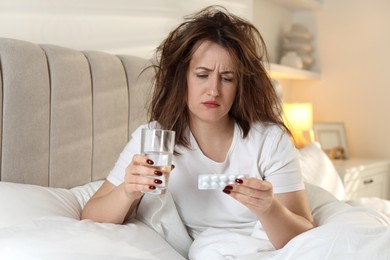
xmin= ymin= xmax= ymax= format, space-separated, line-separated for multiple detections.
xmin=0 ymin=38 xmax=154 ymax=188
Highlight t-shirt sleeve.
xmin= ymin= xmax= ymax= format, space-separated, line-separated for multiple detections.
xmin=106 ymin=125 xmax=144 ymax=186
xmin=260 ymin=127 xmax=304 ymax=194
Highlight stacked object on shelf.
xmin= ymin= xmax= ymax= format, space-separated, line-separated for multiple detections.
xmin=280 ymin=23 xmax=315 ymax=70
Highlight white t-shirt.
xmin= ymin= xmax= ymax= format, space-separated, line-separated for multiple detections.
xmin=107 ymin=121 xmax=304 ymax=239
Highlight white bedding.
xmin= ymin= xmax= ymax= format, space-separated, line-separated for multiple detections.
xmin=238 ymin=201 xmax=390 ymax=260
xmin=1 ymin=142 xmax=390 ymax=260
xmin=0 ymin=181 xmax=186 ymax=260
xmin=189 ymin=183 xmax=390 ymax=260
xmin=0 ymin=217 xmax=185 ymax=260
xmin=1 ymin=182 xmax=388 ymax=260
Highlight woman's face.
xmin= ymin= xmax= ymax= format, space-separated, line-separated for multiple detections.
xmin=186 ymin=40 xmax=238 ymax=125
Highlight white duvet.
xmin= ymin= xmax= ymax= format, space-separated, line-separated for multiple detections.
xmin=0 ymin=218 xmax=185 ymax=260
xmin=0 ymin=181 xmax=187 ymax=260
xmin=188 ymin=183 xmax=390 ymax=260
xmin=1 ymin=180 xmax=389 ymax=260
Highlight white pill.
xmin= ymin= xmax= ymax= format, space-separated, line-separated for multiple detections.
xmin=211 ymin=175 xmax=219 ymax=182
xmin=201 ymin=176 xmax=211 ymax=182
xmin=210 ymin=182 xmax=219 ymax=189
xmin=219 ymin=181 xmax=227 ymax=187
xmin=228 ymin=175 xmax=236 ymax=182
xmin=220 ymin=175 xmax=228 ymax=182
xmin=198 ymin=174 xmax=248 ymax=190
xmin=200 ymin=182 xmax=210 ymax=189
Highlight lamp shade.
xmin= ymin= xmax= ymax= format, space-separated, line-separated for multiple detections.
xmin=282 ymin=103 xmax=313 ymax=148
xmin=283 ymin=103 xmax=313 ymax=131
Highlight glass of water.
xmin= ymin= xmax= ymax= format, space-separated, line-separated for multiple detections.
xmin=141 ymin=128 xmax=175 ymax=195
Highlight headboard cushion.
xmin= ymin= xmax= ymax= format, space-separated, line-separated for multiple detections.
xmin=1 ymin=38 xmax=51 ymax=186
xmin=82 ymin=50 xmax=129 ymax=183
xmin=0 ymin=38 xmax=153 ymax=188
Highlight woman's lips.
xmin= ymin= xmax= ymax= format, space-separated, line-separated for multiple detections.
xmin=203 ymin=101 xmax=220 ymax=108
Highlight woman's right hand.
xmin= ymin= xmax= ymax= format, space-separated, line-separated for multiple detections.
xmin=82 ymin=154 xmax=172 ymax=224
xmin=123 ymin=154 xmax=168 ymax=198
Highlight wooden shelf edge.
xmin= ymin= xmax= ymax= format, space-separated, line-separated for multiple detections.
xmin=268 ymin=63 xmax=321 ymax=80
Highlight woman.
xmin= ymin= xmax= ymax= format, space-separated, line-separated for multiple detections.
xmin=82 ymin=5 xmax=314 ymax=251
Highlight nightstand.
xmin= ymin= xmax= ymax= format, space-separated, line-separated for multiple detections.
xmin=332 ymin=158 xmax=390 ymax=200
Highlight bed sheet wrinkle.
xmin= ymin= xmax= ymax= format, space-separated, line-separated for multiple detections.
xmin=346 ymin=197 xmax=390 ymax=219
xmin=136 ymin=191 xmax=193 ymax=258
xmin=314 ymin=200 xmax=390 ymax=226
xmin=188 ymin=227 xmax=274 ymax=260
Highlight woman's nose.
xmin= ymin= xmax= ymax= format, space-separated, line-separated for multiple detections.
xmin=209 ymin=89 xmax=219 ymax=97
xmin=208 ymin=78 xmax=220 ymax=97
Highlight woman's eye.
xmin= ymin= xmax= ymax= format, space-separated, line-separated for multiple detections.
xmin=222 ymin=77 xmax=234 ymax=82
xmin=196 ymin=74 xmax=208 ymax=79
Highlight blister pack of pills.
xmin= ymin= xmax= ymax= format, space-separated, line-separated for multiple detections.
xmin=198 ymin=174 xmax=248 ymax=190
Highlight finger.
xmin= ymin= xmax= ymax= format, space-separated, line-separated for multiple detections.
xmin=234 ymin=185 xmax=265 ymax=199
xmin=125 ymin=173 xmax=162 ymax=190
xmin=126 ymin=162 xmax=165 ymax=180
xmin=125 ymin=182 xmax=158 ymax=194
xmin=132 ymin=155 xmax=171 ymax=175
xmin=225 ymin=179 xmax=272 ymax=200
xmin=225 ymin=186 xmax=272 ymax=210
xmin=125 ymin=167 xmax=166 ymax=186
xmin=233 ymin=192 xmax=263 ymax=206
xmin=126 ymin=172 xmax=163 ymax=184
xmin=132 ymin=165 xmax=166 ymax=177
xmin=236 ymin=177 xmax=273 ymax=191
xmin=132 ymin=154 xmax=155 ymax=166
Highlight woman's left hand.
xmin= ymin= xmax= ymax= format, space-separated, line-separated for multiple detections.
xmin=223 ymin=178 xmax=275 ymax=216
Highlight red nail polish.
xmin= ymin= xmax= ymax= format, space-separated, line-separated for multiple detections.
xmin=235 ymin=179 xmax=243 ymax=184
xmin=149 ymin=185 xmax=156 ymax=190
xmin=154 ymin=170 xmax=163 ymax=176
xmin=223 ymin=189 xmax=231 ymax=194
xmin=171 ymin=164 xmax=175 ymax=170
xmin=147 ymin=159 xmax=154 ymax=165
xmin=154 ymin=179 xmax=162 ymax=184
xmin=224 ymin=185 xmax=233 ymax=190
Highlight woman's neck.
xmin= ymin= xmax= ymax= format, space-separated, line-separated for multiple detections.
xmin=189 ymin=117 xmax=235 ymax=162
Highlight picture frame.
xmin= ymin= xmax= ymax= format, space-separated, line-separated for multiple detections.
xmin=313 ymin=122 xmax=349 ymax=159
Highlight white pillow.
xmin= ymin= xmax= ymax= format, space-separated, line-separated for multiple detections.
xmin=0 ymin=181 xmax=103 ymax=228
xmin=299 ymin=142 xmax=345 ymax=200
xmin=304 ymin=182 xmax=338 ymax=212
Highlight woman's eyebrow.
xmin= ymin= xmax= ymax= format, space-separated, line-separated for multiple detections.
xmin=195 ymin=66 xmax=235 ymax=74
xmin=195 ymin=66 xmax=212 ymax=71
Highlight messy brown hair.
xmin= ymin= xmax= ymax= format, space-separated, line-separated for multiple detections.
xmin=148 ymin=5 xmax=289 ymax=148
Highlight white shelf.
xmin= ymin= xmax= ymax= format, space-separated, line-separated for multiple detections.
xmin=268 ymin=0 xmax=323 ymax=11
xmin=268 ymin=63 xmax=320 ymax=80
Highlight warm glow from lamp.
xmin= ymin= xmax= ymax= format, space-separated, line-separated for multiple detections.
xmin=283 ymin=103 xmax=314 ymax=148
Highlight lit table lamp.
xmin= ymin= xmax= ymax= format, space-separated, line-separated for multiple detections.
xmin=282 ymin=103 xmax=314 ymax=148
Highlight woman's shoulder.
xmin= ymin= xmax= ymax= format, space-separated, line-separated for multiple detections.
xmin=250 ymin=121 xmax=286 ymax=137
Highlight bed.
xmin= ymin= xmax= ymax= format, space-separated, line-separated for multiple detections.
xmin=0 ymin=37 xmax=389 ymax=260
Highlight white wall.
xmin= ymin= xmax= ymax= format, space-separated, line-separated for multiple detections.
xmin=0 ymin=0 xmax=252 ymax=58
xmin=252 ymin=0 xmax=293 ymax=63
xmin=285 ymin=0 xmax=390 ymax=160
